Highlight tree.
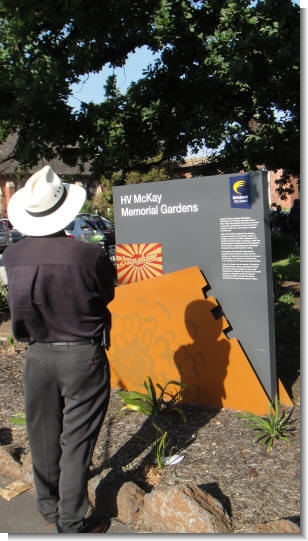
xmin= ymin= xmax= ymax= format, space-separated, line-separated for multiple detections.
xmin=116 ymin=0 xmax=299 ymax=188
xmin=0 ymin=0 xmax=299 ymax=193
xmin=0 ymin=0 xmax=160 ymax=169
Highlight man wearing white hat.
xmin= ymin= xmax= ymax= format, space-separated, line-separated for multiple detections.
xmin=3 ymin=166 xmax=115 ymax=533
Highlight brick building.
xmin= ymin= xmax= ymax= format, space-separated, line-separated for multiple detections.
xmin=0 ymin=134 xmax=93 ymax=218
xmin=0 ymin=136 xmax=299 ymax=216
xmin=174 ymin=158 xmax=300 ymax=210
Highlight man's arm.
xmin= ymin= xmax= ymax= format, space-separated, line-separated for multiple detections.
xmin=96 ymin=253 xmax=116 ymax=305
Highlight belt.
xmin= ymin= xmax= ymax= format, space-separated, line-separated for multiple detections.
xmin=47 ymin=337 xmax=101 ymax=346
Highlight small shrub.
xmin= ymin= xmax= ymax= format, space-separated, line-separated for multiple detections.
xmin=134 ymin=423 xmax=179 ymax=469
xmin=153 ymin=424 xmax=170 ymax=468
xmin=240 ymin=395 xmax=294 ymax=451
xmin=279 ymin=291 xmax=295 ymax=305
xmin=274 ymin=295 xmax=300 ymax=346
xmin=7 ymin=335 xmax=15 ymax=348
xmin=116 ymin=377 xmax=187 ymax=421
xmin=117 ymin=378 xmax=187 ymax=471
xmin=0 ymin=281 xmax=8 ymax=313
xmin=271 ymin=232 xmax=299 ymax=262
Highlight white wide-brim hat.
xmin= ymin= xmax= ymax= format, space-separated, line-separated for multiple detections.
xmin=8 ymin=165 xmax=86 ymax=236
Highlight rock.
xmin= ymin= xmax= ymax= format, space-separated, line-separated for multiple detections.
xmin=280 ymin=281 xmax=300 ymax=297
xmin=21 ymin=452 xmax=33 ymax=484
xmin=116 ymin=481 xmax=145 ymax=525
xmin=241 ymin=518 xmax=300 ymax=534
xmin=142 ymin=483 xmax=232 ymax=533
xmin=0 ymin=447 xmax=22 ymax=479
xmin=0 ymin=445 xmax=298 ymax=535
xmin=87 ymin=475 xmax=100 ymax=508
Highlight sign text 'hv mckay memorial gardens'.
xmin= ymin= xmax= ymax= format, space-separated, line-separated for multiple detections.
xmin=113 ymin=171 xmax=276 ymax=399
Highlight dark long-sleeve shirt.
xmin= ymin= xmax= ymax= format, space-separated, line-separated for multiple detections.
xmin=3 ymin=235 xmax=115 ymax=343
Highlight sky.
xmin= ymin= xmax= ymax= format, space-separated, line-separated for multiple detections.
xmin=69 ymin=45 xmax=208 ymax=159
xmin=68 ymin=2 xmax=302 ymax=159
xmin=70 ymin=0 xmax=301 ymax=108
xmin=69 ymin=47 xmax=157 ymax=110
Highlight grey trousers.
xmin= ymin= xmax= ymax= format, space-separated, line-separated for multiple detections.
xmin=24 ymin=341 xmax=110 ymax=533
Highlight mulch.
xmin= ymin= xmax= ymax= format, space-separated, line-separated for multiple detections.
xmin=0 ymin=295 xmax=300 ymax=532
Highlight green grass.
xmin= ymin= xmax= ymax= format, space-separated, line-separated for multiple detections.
xmin=272 ymin=255 xmax=300 ymax=284
xmin=273 ymin=251 xmax=300 ymax=382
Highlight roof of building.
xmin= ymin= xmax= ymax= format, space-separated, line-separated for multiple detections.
xmin=0 ymin=134 xmax=92 ymax=177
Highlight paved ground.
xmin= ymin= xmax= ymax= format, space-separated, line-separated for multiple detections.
xmin=0 ymin=475 xmax=138 ymax=535
xmin=0 ymin=257 xmax=138 ymax=534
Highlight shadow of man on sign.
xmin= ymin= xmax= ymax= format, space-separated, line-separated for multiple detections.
xmin=174 ymin=298 xmax=231 ymax=408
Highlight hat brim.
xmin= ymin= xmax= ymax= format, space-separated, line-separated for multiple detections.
xmin=7 ymin=183 xmax=86 ymax=236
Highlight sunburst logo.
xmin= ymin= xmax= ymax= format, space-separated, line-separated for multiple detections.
xmin=116 ymin=243 xmax=163 ymax=284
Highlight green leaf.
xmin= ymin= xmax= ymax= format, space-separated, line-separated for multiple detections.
xmin=116 ymin=378 xmax=187 ymax=420
xmin=8 ymin=411 xmax=26 ymax=425
xmin=117 ymin=390 xmax=150 ymax=401
xmin=240 ymin=394 xmax=295 ymax=451
xmin=121 ymin=400 xmax=153 ymax=415
xmin=144 ymin=377 xmax=157 ymax=405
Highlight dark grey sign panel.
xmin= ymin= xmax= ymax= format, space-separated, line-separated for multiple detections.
xmin=113 ymin=171 xmax=276 ymax=398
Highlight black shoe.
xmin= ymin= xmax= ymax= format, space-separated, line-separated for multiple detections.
xmin=79 ymin=517 xmax=110 ymax=533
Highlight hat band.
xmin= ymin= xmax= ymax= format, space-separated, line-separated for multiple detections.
xmin=26 ymin=186 xmax=68 ymax=217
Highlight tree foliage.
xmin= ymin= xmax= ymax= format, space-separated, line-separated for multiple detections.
xmin=0 ymin=0 xmax=300 ymax=190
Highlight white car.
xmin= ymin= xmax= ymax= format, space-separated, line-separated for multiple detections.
xmin=0 ymin=219 xmax=23 ymax=243
xmin=64 ymin=215 xmax=116 ymax=262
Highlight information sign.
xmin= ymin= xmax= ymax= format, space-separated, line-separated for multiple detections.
xmin=113 ymin=171 xmax=276 ymax=398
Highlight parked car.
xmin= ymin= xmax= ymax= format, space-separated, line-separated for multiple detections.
xmin=77 ymin=213 xmax=114 ymax=226
xmin=0 ymin=221 xmax=11 ymax=252
xmin=78 ymin=214 xmax=115 ymax=256
xmin=0 ymin=218 xmax=23 ymax=243
xmin=64 ymin=215 xmax=116 ymax=262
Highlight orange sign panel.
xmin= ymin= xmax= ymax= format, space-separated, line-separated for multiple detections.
xmin=108 ymin=266 xmax=292 ymax=414
xmin=116 ymin=243 xmax=163 ymax=284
